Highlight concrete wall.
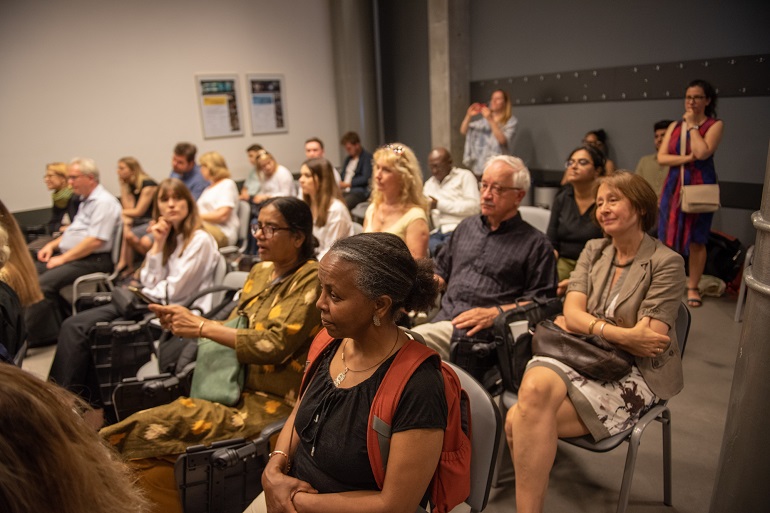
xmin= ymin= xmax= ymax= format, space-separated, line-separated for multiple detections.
xmin=0 ymin=0 xmax=340 ymax=213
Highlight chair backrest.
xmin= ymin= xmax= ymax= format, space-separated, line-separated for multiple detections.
xmin=518 ymin=206 xmax=551 ymax=234
xmin=208 ymin=255 xmax=230 ymax=307
xmin=236 ymin=200 xmax=251 ymax=244
xmin=445 ymin=361 xmax=502 ymax=512
xmin=350 ymin=222 xmax=364 ymax=235
xmin=675 ymin=301 xmax=691 ymax=356
xmin=110 ymin=222 xmax=123 ymax=265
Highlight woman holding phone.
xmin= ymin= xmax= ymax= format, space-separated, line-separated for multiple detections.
xmin=49 ymin=178 xmax=219 ymax=428
xmin=460 ymin=89 xmax=518 ymax=177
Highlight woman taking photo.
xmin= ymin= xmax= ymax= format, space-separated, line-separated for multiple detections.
xmin=461 ymin=89 xmax=518 ymax=177
xmin=49 ymin=178 xmax=220 ymax=426
xmin=101 ymin=197 xmax=322 ymax=513
xmin=657 ymin=79 xmax=724 ymax=308
xmin=363 ymin=143 xmax=429 ymax=260
xmin=116 ymin=157 xmax=158 ymax=275
xmin=548 ymin=145 xmax=605 ymax=294
xmin=197 ymin=151 xmax=241 ymax=247
xmin=299 ymin=157 xmax=352 ymax=259
xmin=507 ymin=172 xmax=685 ymax=513
xmin=254 ymin=232 xmax=443 ymax=513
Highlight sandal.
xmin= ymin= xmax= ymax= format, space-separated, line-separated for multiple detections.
xmin=687 ymin=287 xmax=702 ymax=308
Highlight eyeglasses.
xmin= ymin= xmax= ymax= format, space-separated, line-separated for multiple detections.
xmin=479 ymin=182 xmax=521 ymax=195
xmin=43 ymin=173 xmax=59 ymax=179
xmin=565 ymin=158 xmax=592 ymax=168
xmin=685 ymin=95 xmax=706 ymax=102
xmin=250 ymin=221 xmax=291 ymax=239
xmin=67 ymin=174 xmax=85 ymax=181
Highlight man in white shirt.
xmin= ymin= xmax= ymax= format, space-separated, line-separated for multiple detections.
xmin=423 ymin=147 xmax=480 ymax=254
xmin=35 ymin=157 xmax=122 ymax=336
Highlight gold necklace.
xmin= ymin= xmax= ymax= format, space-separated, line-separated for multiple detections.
xmin=334 ymin=329 xmax=400 ymax=387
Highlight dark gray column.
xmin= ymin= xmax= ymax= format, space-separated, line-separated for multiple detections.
xmin=427 ymin=0 xmax=469 ymax=163
xmin=329 ymin=0 xmax=380 ymax=156
xmin=710 ymin=141 xmax=770 ymax=512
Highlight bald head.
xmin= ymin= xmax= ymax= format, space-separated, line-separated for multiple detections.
xmin=428 ymin=147 xmax=453 ymax=182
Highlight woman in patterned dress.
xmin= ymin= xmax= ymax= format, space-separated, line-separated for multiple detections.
xmin=657 ymin=79 xmax=724 ymax=307
xmin=506 ymin=173 xmax=685 ymax=513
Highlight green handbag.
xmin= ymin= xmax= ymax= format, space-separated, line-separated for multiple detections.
xmin=189 ymin=313 xmax=248 ymax=406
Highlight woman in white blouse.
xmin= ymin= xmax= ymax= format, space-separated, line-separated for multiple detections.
xmin=251 ymin=150 xmax=296 ymax=204
xmin=298 ymin=158 xmax=352 ymax=259
xmin=197 ymin=151 xmax=240 ymax=247
xmin=49 ymin=178 xmax=220 ymax=427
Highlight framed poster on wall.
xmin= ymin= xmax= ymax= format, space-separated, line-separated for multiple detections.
xmin=246 ymin=74 xmax=287 ymax=135
xmin=196 ymin=74 xmax=244 ymax=139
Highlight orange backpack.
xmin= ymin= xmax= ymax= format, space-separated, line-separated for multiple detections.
xmin=300 ymin=329 xmax=472 ymax=513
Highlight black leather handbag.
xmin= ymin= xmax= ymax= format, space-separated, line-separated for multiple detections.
xmin=531 ymin=319 xmax=635 ymax=382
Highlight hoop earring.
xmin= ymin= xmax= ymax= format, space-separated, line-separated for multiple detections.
xmin=373 ymin=315 xmax=381 ymax=327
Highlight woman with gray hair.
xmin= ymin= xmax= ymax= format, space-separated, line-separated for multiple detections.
xmin=255 ymin=232 xmax=445 ymax=513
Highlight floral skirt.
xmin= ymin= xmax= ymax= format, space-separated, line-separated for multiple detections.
xmin=527 ymin=356 xmax=656 ymax=441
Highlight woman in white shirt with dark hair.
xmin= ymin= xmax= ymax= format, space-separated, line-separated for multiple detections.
xmin=197 ymin=151 xmax=240 ymax=247
xmin=298 ymin=158 xmax=352 ymax=259
xmin=49 ymin=178 xmax=219 ymax=427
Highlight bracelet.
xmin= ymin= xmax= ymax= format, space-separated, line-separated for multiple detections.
xmin=496 ymin=305 xmax=504 ymax=315
xmin=599 ymin=321 xmax=608 ymax=339
xmin=197 ymin=320 xmax=206 ymax=338
xmin=269 ymin=450 xmax=291 ymax=471
xmin=587 ymin=318 xmax=599 ymax=335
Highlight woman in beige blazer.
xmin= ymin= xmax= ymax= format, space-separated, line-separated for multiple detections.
xmin=506 ymin=172 xmax=685 ymax=513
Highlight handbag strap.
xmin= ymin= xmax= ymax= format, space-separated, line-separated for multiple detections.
xmin=678 ymin=120 xmax=690 ymax=189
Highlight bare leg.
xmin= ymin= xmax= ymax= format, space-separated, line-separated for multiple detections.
xmin=687 ymin=242 xmax=707 ymax=306
xmin=506 ymin=367 xmax=589 ymax=513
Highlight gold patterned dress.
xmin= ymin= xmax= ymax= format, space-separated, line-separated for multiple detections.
xmin=101 ymin=259 xmax=321 ymax=460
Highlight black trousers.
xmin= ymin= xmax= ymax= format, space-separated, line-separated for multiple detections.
xmin=48 ymin=303 xmax=121 ymax=409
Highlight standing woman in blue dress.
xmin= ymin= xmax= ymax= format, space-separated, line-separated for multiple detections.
xmin=657 ymin=79 xmax=724 ymax=307
xmin=460 ymin=89 xmax=518 ymax=178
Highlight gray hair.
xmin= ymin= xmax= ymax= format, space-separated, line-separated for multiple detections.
xmin=0 ymin=225 xmax=9 ymax=268
xmin=70 ymin=157 xmax=100 ymax=183
xmin=484 ymin=155 xmax=531 ymax=191
xmin=328 ymin=233 xmax=437 ymax=316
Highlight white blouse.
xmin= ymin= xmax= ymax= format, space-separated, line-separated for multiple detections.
xmin=140 ymin=229 xmax=219 ymax=311
xmin=313 ymin=199 xmax=353 ymax=259
xmin=197 ymin=178 xmax=240 ymax=245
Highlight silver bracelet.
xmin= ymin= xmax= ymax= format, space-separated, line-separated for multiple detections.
xmin=599 ymin=321 xmax=608 ymax=339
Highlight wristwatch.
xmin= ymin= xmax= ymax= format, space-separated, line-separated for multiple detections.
xmin=688 ymin=125 xmax=700 ymax=131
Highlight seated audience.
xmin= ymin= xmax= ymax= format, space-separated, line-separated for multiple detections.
xmin=0 ymin=225 xmax=25 ymax=362
xmin=43 ymin=162 xmax=80 ymax=234
xmin=170 ymin=142 xmax=208 ymax=200
xmin=116 ymin=157 xmax=158 ymax=275
xmin=35 ymin=158 xmax=122 ymax=338
xmin=197 ymin=151 xmax=240 ymax=247
xmin=423 ymin=147 xmax=480 ymax=255
xmin=253 ymin=232 xmax=442 ymax=513
xmin=239 ymin=143 xmax=265 ymax=201
xmin=412 ymin=155 xmax=557 ymax=360
xmin=363 ymin=143 xmax=429 ymax=260
xmin=339 ymin=131 xmax=373 ymax=210
xmin=548 ymin=144 xmax=605 ymax=294
xmin=49 ymin=179 xmax=219 ymax=425
xmin=635 ymin=119 xmax=674 ymax=200
xmin=101 ymin=197 xmax=322 ymax=513
xmin=507 ymin=172 xmax=685 ymax=513
xmin=299 ymin=157 xmax=352 ymax=259
xmin=0 ymin=364 xmax=149 ymax=513
xmin=461 ymin=89 xmax=518 ymax=177
xmin=251 ymin=150 xmax=295 ymax=204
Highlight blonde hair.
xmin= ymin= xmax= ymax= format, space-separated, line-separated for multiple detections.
xmin=118 ymin=157 xmax=152 ymax=194
xmin=46 ymin=162 xmax=68 ymax=179
xmin=493 ymin=89 xmax=512 ymax=126
xmin=199 ymin=151 xmax=231 ymax=181
xmin=301 ymin=158 xmax=342 ymax=228
xmin=0 ymin=200 xmax=43 ymax=306
xmin=371 ymin=143 xmax=427 ymax=211
xmin=0 ymin=365 xmax=149 ymax=513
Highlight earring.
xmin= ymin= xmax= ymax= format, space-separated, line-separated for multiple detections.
xmin=373 ymin=315 xmax=381 ymax=327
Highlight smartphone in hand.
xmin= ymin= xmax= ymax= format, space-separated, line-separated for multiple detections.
xmin=128 ymin=286 xmax=156 ymax=305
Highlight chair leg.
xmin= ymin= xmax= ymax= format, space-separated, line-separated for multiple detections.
xmin=662 ymin=410 xmax=673 ymax=506
xmin=616 ymin=437 xmax=639 ymax=513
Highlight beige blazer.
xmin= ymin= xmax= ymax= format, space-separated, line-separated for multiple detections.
xmin=567 ymin=234 xmax=686 ymax=399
